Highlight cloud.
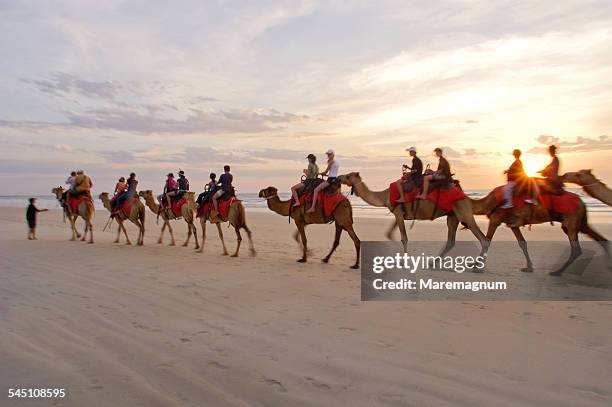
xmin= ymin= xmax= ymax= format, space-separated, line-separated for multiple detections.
xmin=21 ymin=72 xmax=120 ymax=100
xmin=0 ymin=106 xmax=311 ymax=135
xmin=529 ymin=134 xmax=612 ymax=153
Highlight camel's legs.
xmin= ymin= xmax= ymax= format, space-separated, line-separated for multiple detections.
xmin=86 ymin=218 xmax=94 ymax=244
xmin=121 ymin=221 xmax=132 ymax=245
xmin=294 ymin=227 xmax=311 ymax=256
xmin=455 ymin=207 xmax=489 ymax=255
xmin=216 ymin=222 xmax=229 ymax=255
xmin=183 ymin=220 xmax=192 ymax=247
xmin=393 ymin=208 xmax=408 ymax=251
xmin=131 ymin=218 xmax=144 ymax=246
xmin=191 ymin=221 xmax=199 ymax=250
xmin=158 ymin=221 xmax=166 ymax=244
xmin=296 ymin=222 xmax=308 ymax=263
xmin=70 ymin=215 xmax=78 ymax=241
xmin=385 ymin=220 xmax=397 ymax=240
xmin=114 ymin=220 xmax=122 ymax=243
xmin=243 ymin=225 xmax=255 ymax=256
xmin=511 ymin=227 xmax=533 ymax=272
xmin=197 ymin=219 xmax=206 ymax=253
xmin=344 ymin=223 xmax=361 ymax=269
xmin=81 ymin=218 xmax=88 ymax=241
xmin=550 ymin=226 xmax=582 ymax=276
xmin=231 ymin=227 xmax=242 ymax=257
xmin=438 ymin=214 xmax=459 ymax=257
xmin=322 ymin=224 xmax=342 ymax=264
xmin=579 ymin=222 xmax=612 ymax=269
xmin=167 ymin=221 xmax=176 ymax=246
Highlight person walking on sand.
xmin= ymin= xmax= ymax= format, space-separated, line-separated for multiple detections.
xmin=307 ymin=149 xmax=339 ymax=213
xmin=26 ymin=197 xmax=48 ymax=240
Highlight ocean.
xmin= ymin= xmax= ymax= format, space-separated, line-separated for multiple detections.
xmin=3 ymin=189 xmax=610 ymax=221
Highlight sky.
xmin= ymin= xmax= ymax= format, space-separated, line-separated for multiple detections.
xmin=1 ymin=0 xmax=611 ymax=194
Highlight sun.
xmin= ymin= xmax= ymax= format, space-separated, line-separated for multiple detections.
xmin=521 ymin=154 xmax=547 ymax=177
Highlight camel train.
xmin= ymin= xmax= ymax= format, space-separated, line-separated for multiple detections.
xmin=51 ymin=168 xmax=612 ymax=276
xmin=338 ymin=170 xmax=612 ymax=276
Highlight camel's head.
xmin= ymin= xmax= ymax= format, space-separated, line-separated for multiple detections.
xmin=563 ymin=169 xmax=597 ymax=186
xmin=258 ymin=186 xmax=278 ymax=199
xmin=51 ymin=186 xmax=64 ymax=199
xmin=338 ymin=172 xmax=361 ymax=187
xmin=139 ymin=190 xmax=153 ymax=199
xmin=98 ymin=192 xmax=109 ymax=201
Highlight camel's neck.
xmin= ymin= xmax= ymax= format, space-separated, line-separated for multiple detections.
xmin=469 ymin=190 xmax=499 ymax=215
xmin=101 ymin=197 xmax=112 ymax=212
xmin=583 ymin=181 xmax=612 ymax=206
xmin=266 ymin=196 xmax=291 ymax=216
xmin=145 ymin=196 xmax=160 ymax=213
xmin=352 ymin=182 xmax=388 ymax=207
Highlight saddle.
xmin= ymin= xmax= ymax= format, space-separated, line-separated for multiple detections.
xmin=220 ymin=187 xmax=236 ymax=201
xmin=297 ymin=178 xmax=339 ymax=198
xmin=429 ymin=177 xmax=456 ymax=193
xmin=401 ymin=176 xmax=423 ymax=192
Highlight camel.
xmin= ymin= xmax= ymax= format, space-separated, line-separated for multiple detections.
xmin=52 ymin=186 xmax=95 ymax=243
xmin=138 ymin=190 xmax=199 ymax=249
xmin=98 ymin=192 xmax=146 ymax=245
xmin=337 ymin=172 xmax=489 ymax=257
xmin=563 ymin=169 xmax=612 ymax=206
xmin=196 ymin=199 xmax=255 ymax=257
xmin=258 ymin=186 xmax=360 ymax=268
xmin=470 ymin=187 xmax=611 ymax=275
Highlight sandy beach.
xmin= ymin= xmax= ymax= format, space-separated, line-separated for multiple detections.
xmin=1 ymin=207 xmax=611 ymax=406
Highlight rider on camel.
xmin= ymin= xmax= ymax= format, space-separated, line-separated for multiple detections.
xmin=291 ymin=153 xmax=319 ymax=207
xmin=196 ymin=173 xmax=217 ymax=207
xmin=212 ymin=165 xmax=233 ymax=213
xmin=61 ymin=171 xmax=77 ymax=207
xmin=160 ymin=173 xmax=178 ymax=208
xmin=538 ymin=145 xmax=562 ymax=193
xmin=307 ymin=149 xmax=339 ymax=213
xmin=501 ymin=149 xmax=536 ymax=208
xmin=417 ymin=148 xmax=450 ymax=199
xmin=396 ymin=146 xmax=423 ymax=203
xmin=70 ymin=170 xmax=93 ymax=200
xmin=110 ymin=176 xmax=127 ymax=211
xmin=113 ymin=173 xmax=137 ymax=214
xmin=177 ymin=170 xmax=190 ymax=195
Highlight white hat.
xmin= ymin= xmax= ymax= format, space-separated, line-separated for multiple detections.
xmin=406 ymin=147 xmax=416 ymax=152
xmin=325 ymin=149 xmax=335 ymax=155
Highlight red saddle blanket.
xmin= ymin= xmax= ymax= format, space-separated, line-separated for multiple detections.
xmin=492 ymin=186 xmax=580 ymax=214
xmin=294 ymin=191 xmax=347 ymax=217
xmin=116 ymin=198 xmax=138 ymax=216
xmin=388 ymin=182 xmax=467 ymax=212
xmin=197 ymin=197 xmax=239 ymax=220
xmin=66 ymin=194 xmax=91 ymax=213
xmin=161 ymin=197 xmax=187 ymax=217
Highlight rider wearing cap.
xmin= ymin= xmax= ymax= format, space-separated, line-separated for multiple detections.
xmin=396 ymin=146 xmax=423 ymax=203
xmin=307 ymin=149 xmax=339 ymax=213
